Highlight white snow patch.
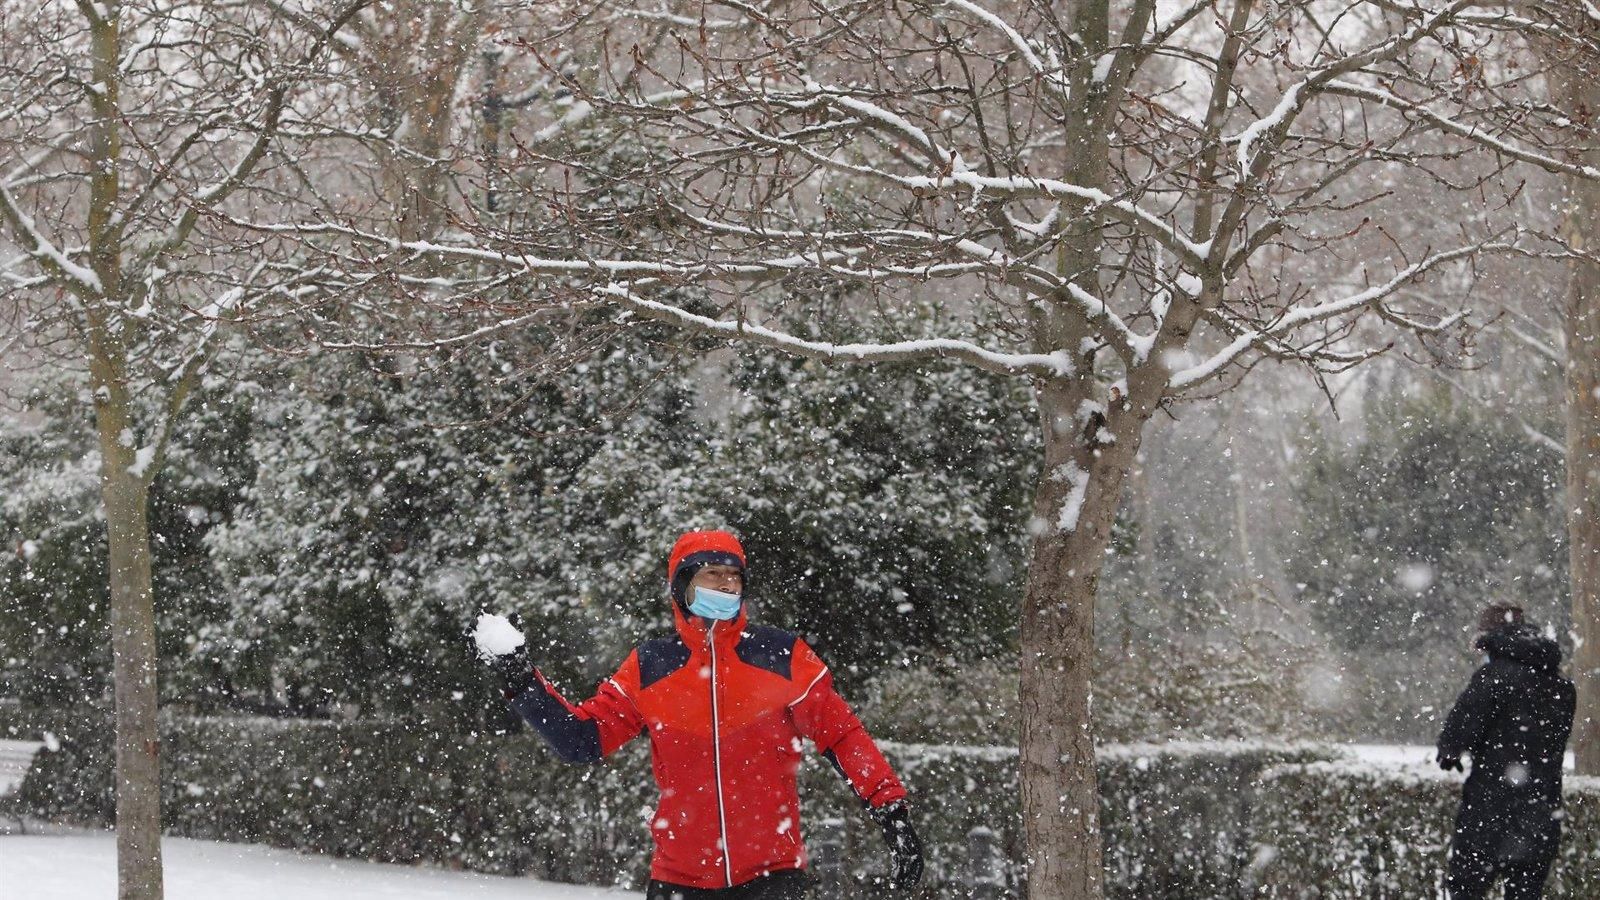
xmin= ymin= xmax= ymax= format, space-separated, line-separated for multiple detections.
xmin=1233 ymin=82 xmax=1303 ymax=172
xmin=1158 ymin=347 xmax=1200 ymax=373
xmin=0 ymin=738 xmax=46 ymax=794
xmin=0 ymin=834 xmax=633 ymax=899
xmin=1055 ymin=464 xmax=1091 ymax=533
xmin=1091 ymin=54 xmax=1113 ymax=84
xmin=472 ymin=613 xmax=525 ymax=660
xmin=127 ymin=445 xmax=157 ymax=479
xmin=1273 ymin=743 xmax=1578 ymax=787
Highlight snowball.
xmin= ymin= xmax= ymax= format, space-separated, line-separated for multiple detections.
xmin=472 ymin=613 xmax=525 ymax=660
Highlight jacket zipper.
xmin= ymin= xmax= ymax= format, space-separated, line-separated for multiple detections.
xmin=708 ymin=621 xmax=733 ymax=886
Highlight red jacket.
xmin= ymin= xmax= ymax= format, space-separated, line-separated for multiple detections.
xmin=510 ymin=603 xmax=907 ymax=889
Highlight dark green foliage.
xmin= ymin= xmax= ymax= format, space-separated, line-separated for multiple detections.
xmin=712 ymin=342 xmax=1037 ymax=688
xmin=1288 ymin=387 xmax=1565 ymax=655
xmin=0 ymin=389 xmax=109 ymax=705
xmin=1098 ymin=743 xmax=1332 ymax=897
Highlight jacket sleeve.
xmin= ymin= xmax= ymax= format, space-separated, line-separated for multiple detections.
xmin=789 ymin=641 xmax=907 ymax=809
xmin=507 ymin=654 xmax=645 ymax=764
xmin=1438 ymin=665 xmax=1499 ymax=761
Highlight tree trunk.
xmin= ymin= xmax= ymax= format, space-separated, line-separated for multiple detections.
xmin=89 ymin=350 xmax=165 ymax=900
xmin=81 ymin=4 xmax=163 ymax=895
xmin=1549 ymin=42 xmax=1600 ymax=774
xmin=1565 ymin=125 xmax=1600 ymax=776
xmin=1018 ymin=376 xmax=1146 ymax=900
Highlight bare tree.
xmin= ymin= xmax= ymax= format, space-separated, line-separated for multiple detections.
xmin=259 ymin=1 xmax=1593 ymax=897
xmin=260 ymin=0 xmax=494 ymax=242
xmin=0 ymin=2 xmax=364 ymax=897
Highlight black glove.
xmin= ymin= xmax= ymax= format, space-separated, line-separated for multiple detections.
xmin=488 ymin=644 xmax=537 ymax=697
xmin=870 ymin=801 xmax=924 ymax=890
xmin=1437 ymin=748 xmax=1463 ymax=772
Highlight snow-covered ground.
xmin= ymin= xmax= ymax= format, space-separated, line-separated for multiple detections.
xmin=0 ymin=833 xmax=639 ymax=899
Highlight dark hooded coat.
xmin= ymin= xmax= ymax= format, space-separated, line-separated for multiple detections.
xmin=1437 ymin=625 xmax=1576 ymax=863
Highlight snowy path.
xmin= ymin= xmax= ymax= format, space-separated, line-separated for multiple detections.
xmin=0 ymin=833 xmax=640 ymax=899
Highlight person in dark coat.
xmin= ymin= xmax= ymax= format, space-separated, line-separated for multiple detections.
xmin=1436 ymin=603 xmax=1575 ymax=900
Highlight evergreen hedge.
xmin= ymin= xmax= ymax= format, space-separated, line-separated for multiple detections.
xmin=46 ymin=714 xmax=1600 ymax=896
xmin=9 ymin=710 xmax=1332 ymax=897
xmin=1249 ymin=759 xmax=1600 ymax=898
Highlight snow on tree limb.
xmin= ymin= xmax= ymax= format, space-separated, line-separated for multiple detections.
xmin=1167 ymin=242 xmax=1510 ymax=393
xmin=1320 ymin=80 xmax=1600 ymax=181
xmin=135 ymin=0 xmax=375 ymax=274
xmin=743 ymin=129 xmax=1212 ymax=264
xmin=0 ymin=181 xmax=102 ymax=297
xmin=591 ymin=282 xmax=1074 ymax=378
xmin=1229 ymin=0 xmax=1479 ymax=177
xmin=939 ymin=0 xmax=1048 ymax=75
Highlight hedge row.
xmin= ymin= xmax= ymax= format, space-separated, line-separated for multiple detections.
xmin=11 ymin=710 xmax=1333 ymax=897
xmin=1250 ymin=759 xmax=1600 ymax=898
xmin=24 ymin=709 xmax=1600 ymax=897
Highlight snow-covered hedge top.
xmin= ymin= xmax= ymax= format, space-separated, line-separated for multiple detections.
xmin=1263 ymin=747 xmax=1600 ymax=795
xmin=1097 ymin=739 xmax=1324 ymax=762
xmin=879 ymin=740 xmax=1018 ymax=765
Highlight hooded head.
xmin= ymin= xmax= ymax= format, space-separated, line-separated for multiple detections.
xmin=1475 ymin=604 xmax=1561 ymax=672
xmin=667 ymin=530 xmax=747 ymax=613
xmin=1476 ymin=602 xmax=1524 ymax=635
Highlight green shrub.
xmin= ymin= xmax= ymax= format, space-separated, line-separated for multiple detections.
xmin=14 ymin=710 xmax=1329 ymax=897
xmin=27 ymin=709 xmax=1600 ymax=898
xmin=1099 ymin=742 xmax=1330 ymax=896
xmin=1250 ymin=759 xmax=1600 ymax=898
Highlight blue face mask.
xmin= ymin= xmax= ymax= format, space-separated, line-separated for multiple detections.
xmin=688 ymin=586 xmax=742 ymax=621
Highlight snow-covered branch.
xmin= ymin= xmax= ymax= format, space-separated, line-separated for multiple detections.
xmin=136 ymin=0 xmax=373 ymax=271
xmin=1169 ymin=242 xmax=1505 ymax=393
xmin=1320 ymin=80 xmax=1600 ymax=181
xmin=1230 ymin=0 xmax=1479 ymax=173
xmin=591 ymin=283 xmax=1074 ymax=378
xmin=0 ymin=181 xmax=102 ymax=298
xmin=939 ymin=0 xmax=1048 ymax=75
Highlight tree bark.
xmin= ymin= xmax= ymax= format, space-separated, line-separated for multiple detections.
xmin=90 ymin=345 xmax=165 ymax=900
xmin=1015 ymin=2 xmax=1132 ymax=889
xmin=1564 ymin=110 xmax=1600 ymax=776
xmin=1549 ymin=40 xmax=1600 ymax=775
xmin=1018 ymin=375 xmax=1148 ymax=900
xmin=83 ymin=6 xmax=164 ymax=895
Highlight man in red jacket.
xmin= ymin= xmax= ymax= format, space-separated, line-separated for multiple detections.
xmin=487 ymin=529 xmax=923 ymax=899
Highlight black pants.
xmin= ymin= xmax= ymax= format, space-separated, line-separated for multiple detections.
xmin=1447 ymin=849 xmax=1553 ymax=900
xmin=646 ymin=869 xmax=810 ymax=900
